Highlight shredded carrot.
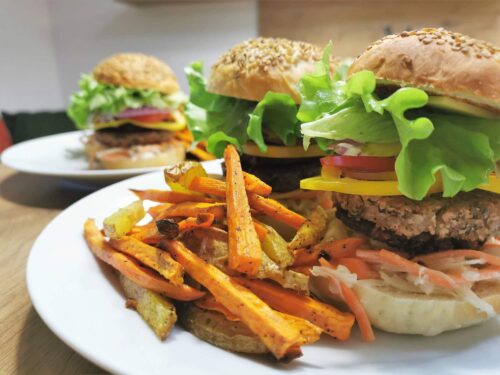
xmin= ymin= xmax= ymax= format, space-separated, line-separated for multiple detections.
xmin=448 ymin=265 xmax=500 ymax=283
xmin=83 ymin=219 xmax=204 ymax=301
xmin=253 ymin=220 xmax=268 ymax=242
xmin=293 ymin=247 xmax=322 ymax=267
xmin=336 ymin=258 xmax=380 ymax=280
xmin=247 ymin=192 xmax=306 ymax=229
xmin=130 ymin=189 xmax=214 ymax=203
xmin=370 ymin=250 xmax=457 ymax=290
xmin=163 ymin=240 xmax=304 ymax=360
xmin=224 ymin=145 xmax=262 ymax=275
xmin=318 ymin=258 xmax=375 ymax=342
xmin=314 ymin=237 xmax=366 ymax=259
xmin=355 ymin=249 xmax=383 ymax=263
xmin=289 ymin=266 xmax=313 ymax=276
xmin=234 ymin=277 xmax=355 ymax=341
xmin=413 ymin=249 xmax=500 ymax=267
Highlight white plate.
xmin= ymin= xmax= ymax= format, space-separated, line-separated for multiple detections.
xmin=1 ymin=131 xmax=178 ymax=182
xmin=27 ymin=164 xmax=500 ymax=375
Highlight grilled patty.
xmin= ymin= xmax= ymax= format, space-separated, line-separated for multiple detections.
xmin=335 ymin=190 xmax=500 ymax=254
xmin=239 ymin=154 xmax=321 ymax=193
xmin=94 ymin=124 xmax=174 ymax=148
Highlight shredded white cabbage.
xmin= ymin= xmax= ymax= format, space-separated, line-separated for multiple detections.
xmin=311 ymin=265 xmax=357 ymax=298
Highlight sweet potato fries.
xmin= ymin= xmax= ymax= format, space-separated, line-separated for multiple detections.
xmin=82 ymin=145 xmax=357 ymax=360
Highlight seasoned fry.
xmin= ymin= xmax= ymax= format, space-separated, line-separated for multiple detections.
xmin=156 ymin=213 xmax=215 ymax=239
xmin=130 ymin=222 xmax=162 ymax=244
xmin=288 ymin=206 xmax=328 ymax=251
xmin=293 ymin=247 xmax=322 ymax=267
xmin=147 ymin=203 xmax=172 ymax=219
xmin=260 ymin=222 xmax=294 ymax=268
xmin=110 ymin=236 xmax=184 ymax=286
xmin=83 ymin=219 xmax=204 ymax=301
xmin=189 ymin=146 xmax=217 ymax=161
xmin=130 ymin=189 xmax=214 ymax=203
xmin=156 ymin=202 xmax=226 ymax=220
xmin=235 ymin=278 xmax=355 ymax=341
xmin=242 ymin=172 xmax=272 ymax=196
xmin=119 ymin=274 xmax=177 ymax=340
xmin=316 ymin=237 xmax=367 ymax=259
xmin=189 ymin=175 xmax=271 ymax=197
xmin=252 ymin=220 xmax=268 ymax=242
xmin=247 ymin=192 xmax=306 ymax=229
xmin=224 ymin=145 xmax=262 ymax=275
xmin=164 ymin=161 xmax=208 ymax=194
xmin=194 ymin=294 xmax=239 ymax=321
xmin=163 ymin=240 xmax=305 ymax=360
xmin=103 ymin=200 xmax=145 ymax=238
xmin=181 ymin=306 xmax=268 ymax=354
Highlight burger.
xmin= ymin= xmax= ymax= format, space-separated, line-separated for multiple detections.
xmin=68 ymin=53 xmax=188 ymax=169
xmin=297 ymin=28 xmax=500 ymax=335
xmin=184 ymin=37 xmax=339 ymax=192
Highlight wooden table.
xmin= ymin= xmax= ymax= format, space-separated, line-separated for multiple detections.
xmin=0 ymin=165 xmax=104 ymax=374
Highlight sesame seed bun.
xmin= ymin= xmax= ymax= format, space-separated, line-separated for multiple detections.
xmin=93 ymin=53 xmax=180 ymax=94
xmin=207 ymin=37 xmax=331 ymax=103
xmin=348 ymin=28 xmax=500 ymax=111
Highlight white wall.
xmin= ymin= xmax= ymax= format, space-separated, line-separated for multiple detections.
xmin=0 ymin=0 xmax=63 ymax=112
xmin=49 ymin=0 xmax=258 ymax=108
xmin=0 ymin=0 xmax=258 ymax=112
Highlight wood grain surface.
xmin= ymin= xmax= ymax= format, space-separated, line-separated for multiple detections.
xmin=259 ymin=0 xmax=500 ymax=58
xmin=0 ymin=165 xmax=104 ymax=374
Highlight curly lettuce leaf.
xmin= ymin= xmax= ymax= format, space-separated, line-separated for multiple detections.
xmin=67 ymin=74 xmax=184 ymax=129
xmin=297 ymin=43 xmax=348 ymax=123
xmin=299 ymin=47 xmax=499 ymax=200
xmin=185 ymin=61 xmax=301 ymax=157
xmin=247 ymin=92 xmax=299 ymax=152
xmin=185 ymin=61 xmax=255 ymax=155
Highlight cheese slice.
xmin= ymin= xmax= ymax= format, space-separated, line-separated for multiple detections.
xmin=300 ymin=175 xmax=500 ymax=196
xmin=427 ymin=96 xmax=499 ymax=119
xmin=93 ymin=110 xmax=187 ymax=131
xmin=242 ymin=143 xmax=325 ymax=158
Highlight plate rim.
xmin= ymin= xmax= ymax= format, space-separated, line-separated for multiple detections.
xmin=1 ymin=130 xmax=168 ymax=178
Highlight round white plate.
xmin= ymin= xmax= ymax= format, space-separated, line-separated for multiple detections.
xmin=27 ymin=165 xmax=500 ymax=375
xmin=1 ymin=130 xmax=179 ymax=182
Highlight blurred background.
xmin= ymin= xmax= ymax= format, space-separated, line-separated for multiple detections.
xmin=0 ymin=0 xmax=499 ymax=149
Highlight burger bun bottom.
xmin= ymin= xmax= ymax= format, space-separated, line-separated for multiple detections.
xmin=310 ymin=276 xmax=500 ymax=336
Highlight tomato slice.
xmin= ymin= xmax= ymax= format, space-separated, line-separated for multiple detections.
xmin=128 ymin=113 xmax=170 ymax=123
xmin=321 ymin=155 xmax=395 ymax=172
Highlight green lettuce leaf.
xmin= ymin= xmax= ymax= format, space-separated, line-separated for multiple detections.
xmin=297 ymin=43 xmax=348 ymax=123
xmin=184 ymin=61 xmax=300 ymax=157
xmin=299 ymin=47 xmax=499 ymax=200
xmin=185 ymin=61 xmax=255 ymax=155
xmin=247 ymin=92 xmax=299 ymax=152
xmin=67 ymin=74 xmax=184 ymax=129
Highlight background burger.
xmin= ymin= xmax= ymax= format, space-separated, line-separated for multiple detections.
xmin=184 ymin=37 xmax=339 ymax=193
xmin=68 ymin=53 xmax=188 ymax=169
xmin=297 ymin=28 xmax=500 ymax=335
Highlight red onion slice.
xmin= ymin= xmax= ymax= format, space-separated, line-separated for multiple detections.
xmin=116 ymin=107 xmax=171 ymax=119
